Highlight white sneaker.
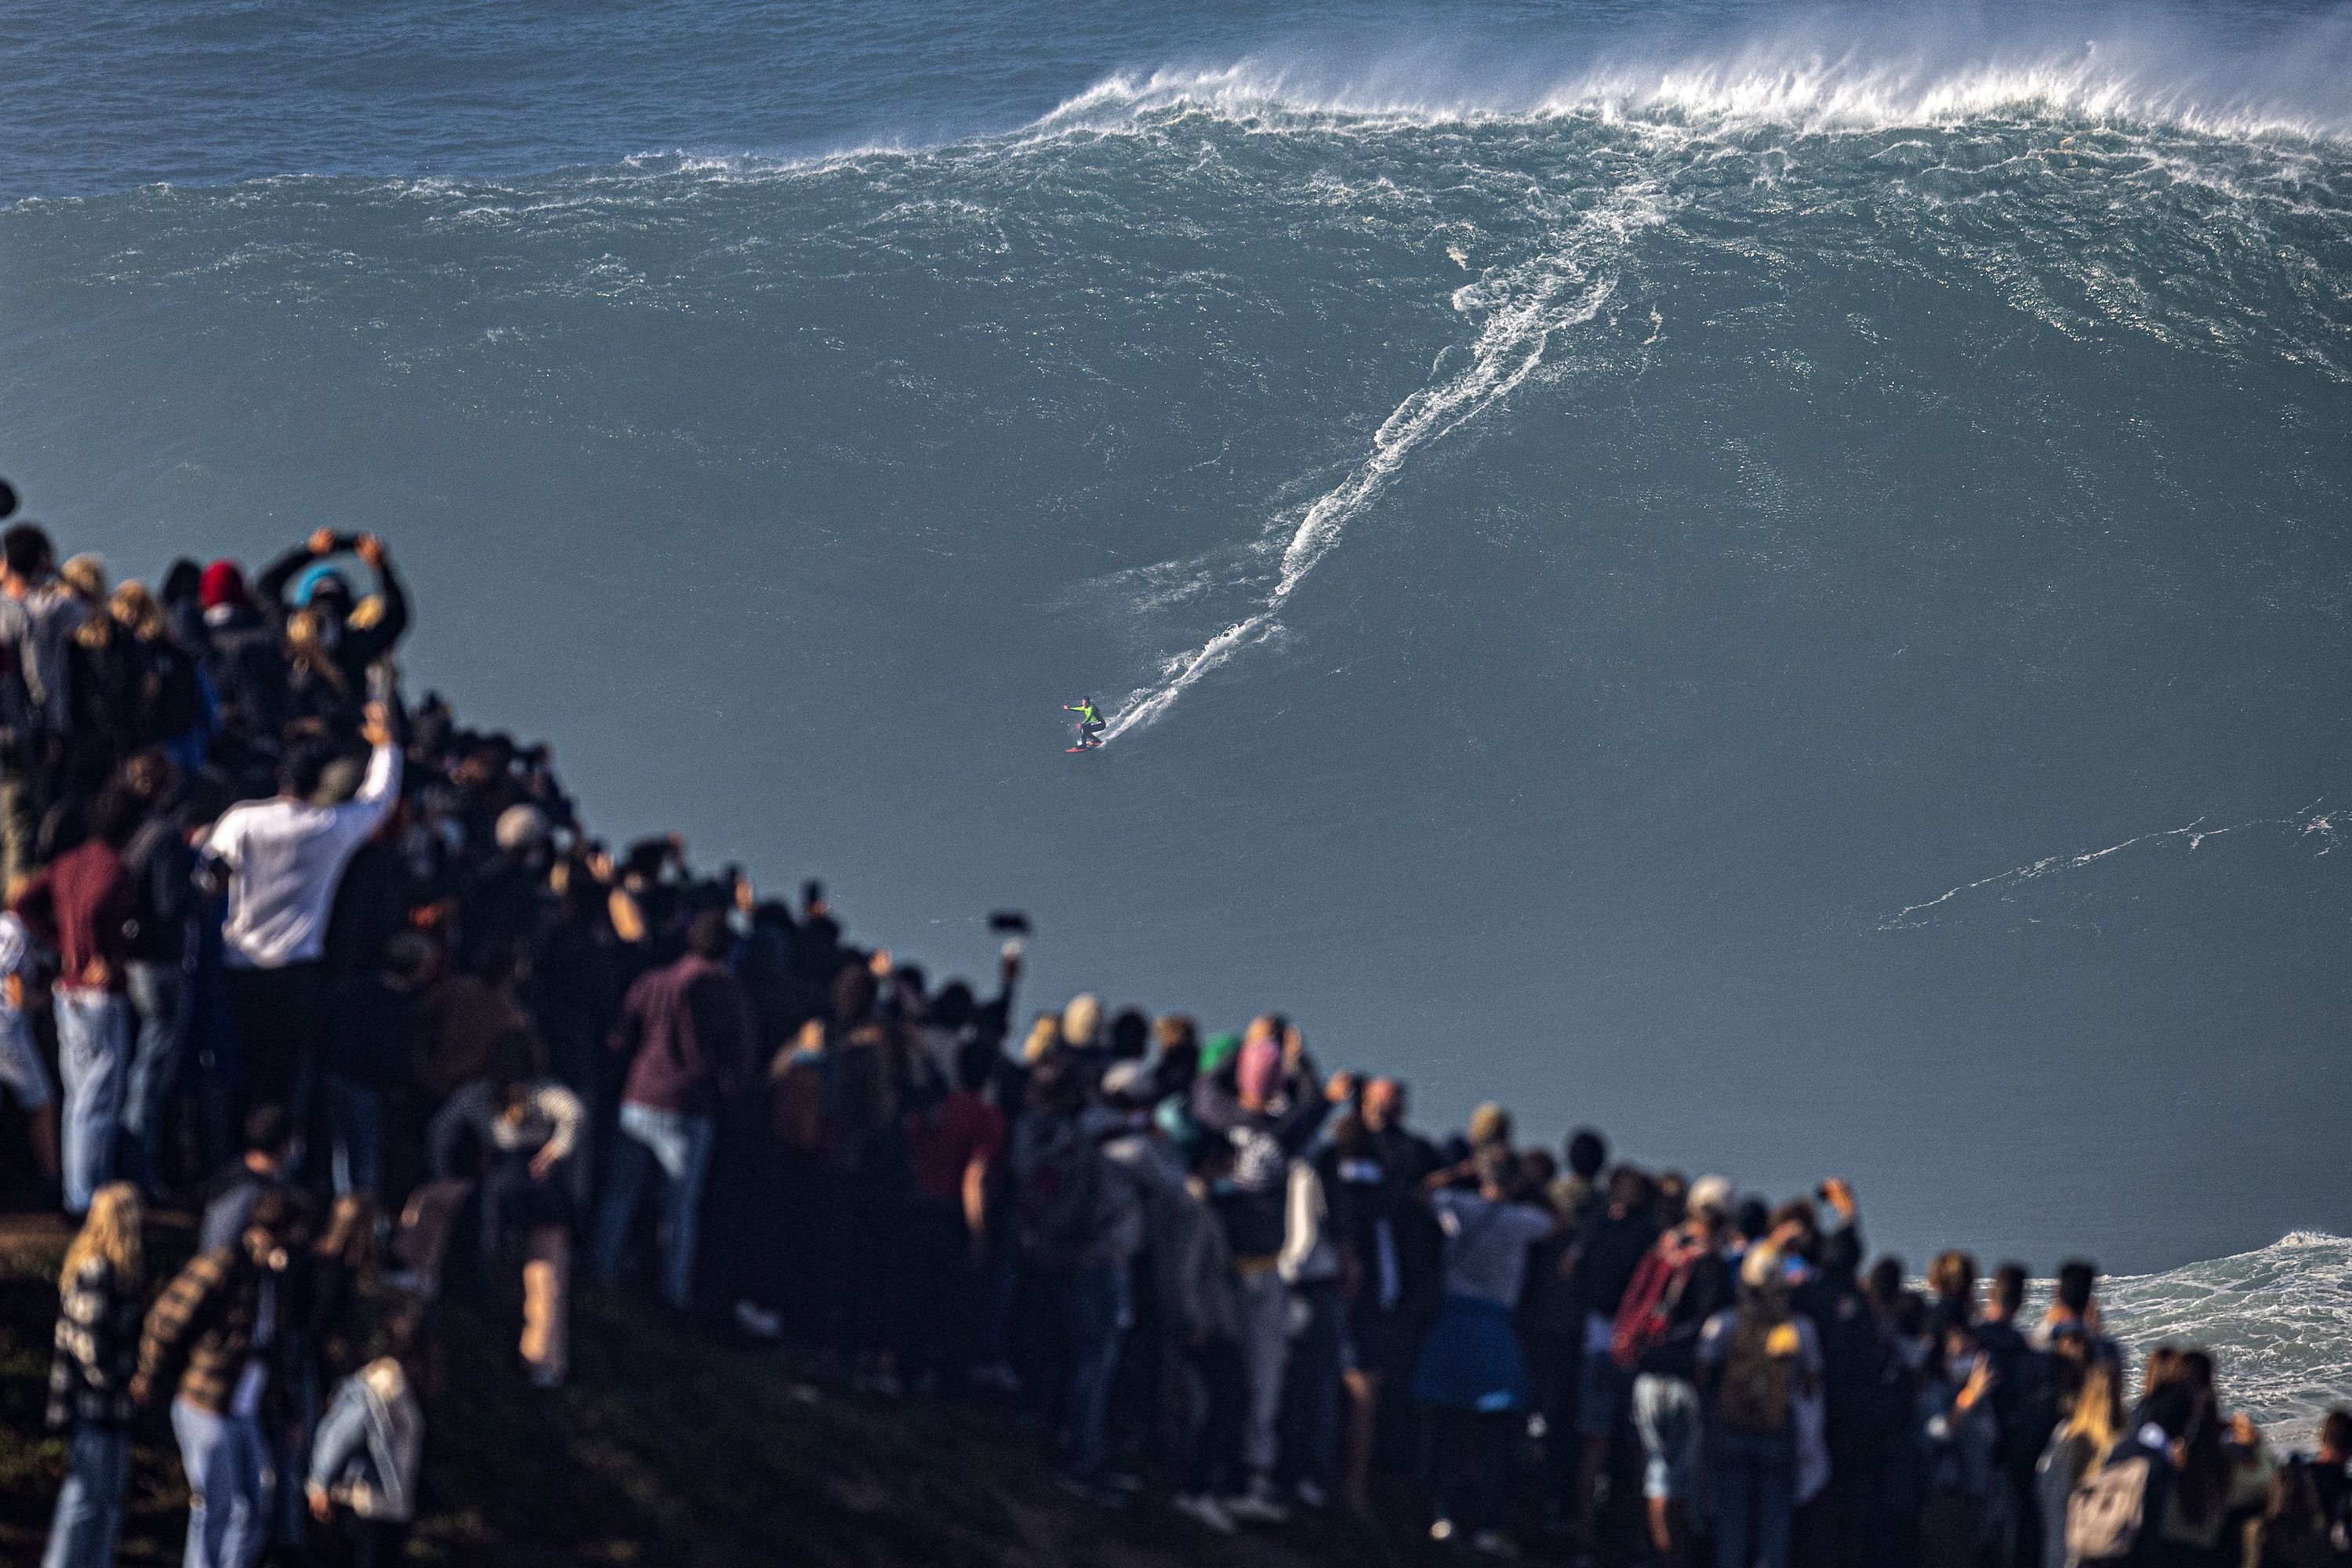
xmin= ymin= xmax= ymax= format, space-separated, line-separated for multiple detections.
xmin=1471 ymin=1529 xmax=1520 ymax=1558
xmin=1174 ymin=1494 xmax=1238 ymax=1534
xmin=732 ymin=1299 xmax=782 ymax=1340
xmin=1224 ymin=1479 xmax=1290 ymax=1526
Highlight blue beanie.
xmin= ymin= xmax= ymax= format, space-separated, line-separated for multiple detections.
xmin=292 ymin=562 xmax=351 ymax=607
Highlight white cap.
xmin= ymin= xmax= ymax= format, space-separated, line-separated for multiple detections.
xmin=495 ymin=804 xmax=550 ymax=854
xmin=1687 ymin=1174 xmax=1736 ymax=1221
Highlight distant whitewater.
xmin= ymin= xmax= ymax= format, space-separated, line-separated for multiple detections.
xmin=2106 ymin=1233 xmax=2352 ymax=1446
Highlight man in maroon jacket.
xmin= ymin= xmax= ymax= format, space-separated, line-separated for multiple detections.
xmin=11 ymin=786 xmax=140 ymax=1215
xmin=589 ymin=909 xmax=753 ymax=1308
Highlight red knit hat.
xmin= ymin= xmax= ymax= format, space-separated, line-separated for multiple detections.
xmin=199 ymin=560 xmax=246 ymax=610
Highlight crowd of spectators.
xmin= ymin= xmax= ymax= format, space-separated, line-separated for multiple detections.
xmin=5 ymin=481 xmax=2349 ymax=1568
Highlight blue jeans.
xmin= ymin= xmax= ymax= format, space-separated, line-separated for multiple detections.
xmin=172 ymin=1398 xmax=273 ymax=1568
xmin=42 ymin=1421 xmax=129 ymax=1568
xmin=122 ymin=960 xmax=190 ymax=1191
xmin=1714 ymin=1428 xmax=1797 ymax=1568
xmin=1061 ymin=1262 xmax=1131 ymax=1482
xmin=55 ymin=989 xmax=129 ymax=1215
xmin=1633 ymin=1371 xmax=1704 ymax=1501
xmin=319 ymin=1073 xmax=381 ymax=1196
xmin=592 ymin=1103 xmax=714 ymax=1309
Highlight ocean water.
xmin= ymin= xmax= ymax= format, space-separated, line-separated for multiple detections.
xmin=5 ymin=0 xmax=2352 ymax=1407
xmin=2106 ymin=1233 xmax=2352 ymax=1444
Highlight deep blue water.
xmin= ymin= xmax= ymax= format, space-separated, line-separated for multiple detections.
xmin=5 ymin=0 xmax=2352 ymax=1292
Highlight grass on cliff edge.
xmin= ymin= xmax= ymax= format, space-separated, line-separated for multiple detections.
xmin=0 ymin=1221 xmax=1397 ymax=1568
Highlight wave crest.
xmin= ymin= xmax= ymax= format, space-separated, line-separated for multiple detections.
xmin=1033 ymin=35 xmax=2352 ymax=144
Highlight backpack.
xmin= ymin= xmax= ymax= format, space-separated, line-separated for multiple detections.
xmin=2067 ymin=1450 xmax=2155 ymax=1564
xmin=1612 ymin=1233 xmax=1703 ymax=1370
xmin=1715 ymin=1306 xmax=1796 ymax=1436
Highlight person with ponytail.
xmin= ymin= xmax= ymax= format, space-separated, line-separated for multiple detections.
xmin=42 ymin=1181 xmax=147 ymax=1568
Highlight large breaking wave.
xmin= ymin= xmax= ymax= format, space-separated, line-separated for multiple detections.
xmin=1036 ymin=25 xmax=2352 ymax=738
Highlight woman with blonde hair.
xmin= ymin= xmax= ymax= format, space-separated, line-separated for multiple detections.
xmin=64 ymin=575 xmax=201 ymax=782
xmin=2036 ymin=1347 xmax=2124 ymax=1568
xmin=283 ymin=607 xmax=357 ymax=731
xmin=42 ymin=1180 xmax=146 ymax=1568
xmin=65 ymin=562 xmax=138 ymax=781
xmin=1021 ymin=1011 xmax=1064 ymax=1064
xmin=57 ymin=553 xmax=107 ymax=609
xmin=1059 ymin=993 xmax=1102 ymax=1053
xmin=111 ymin=581 xmax=203 ymax=768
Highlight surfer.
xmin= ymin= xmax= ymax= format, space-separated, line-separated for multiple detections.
xmin=1064 ymin=696 xmax=1106 ymax=750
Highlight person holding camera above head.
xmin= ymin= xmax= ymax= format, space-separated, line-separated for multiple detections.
xmin=254 ymin=528 xmax=409 ymax=702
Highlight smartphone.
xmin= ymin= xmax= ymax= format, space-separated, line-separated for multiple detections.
xmin=988 ymin=911 xmax=1032 ymax=936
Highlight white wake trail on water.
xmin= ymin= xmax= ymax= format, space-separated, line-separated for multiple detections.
xmin=1102 ymin=195 xmax=1654 ymax=740
xmin=1880 ymin=799 xmax=2350 ymax=930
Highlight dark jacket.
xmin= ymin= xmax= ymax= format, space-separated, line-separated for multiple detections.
xmin=198 ymin=1162 xmax=285 ymax=1254
xmin=122 ymin=807 xmax=197 ymax=965
xmin=1633 ymin=1241 xmax=1733 ymax=1380
xmin=1570 ymin=1207 xmax=1662 ymax=1324
xmin=613 ymin=951 xmax=756 ymax=1117
xmin=201 ymin=602 xmax=289 ymax=746
xmin=48 ymin=1257 xmax=143 ymax=1429
xmin=256 ymin=542 xmax=410 ymax=695
xmin=67 ymin=630 xmax=152 ymax=768
xmin=1192 ymin=1068 xmax=1330 ymax=1261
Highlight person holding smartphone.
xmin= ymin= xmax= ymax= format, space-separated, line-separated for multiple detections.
xmin=1914 ymin=1316 xmax=2002 ymax=1568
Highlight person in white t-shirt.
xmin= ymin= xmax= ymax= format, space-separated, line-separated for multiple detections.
xmin=201 ymin=702 xmax=401 ymax=1123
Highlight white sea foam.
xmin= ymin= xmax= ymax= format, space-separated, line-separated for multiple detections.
xmin=1029 ymin=32 xmax=2352 ymax=147
xmin=2105 ymin=1232 xmax=2352 ymax=1446
xmin=1102 ymin=187 xmax=1657 ymax=739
